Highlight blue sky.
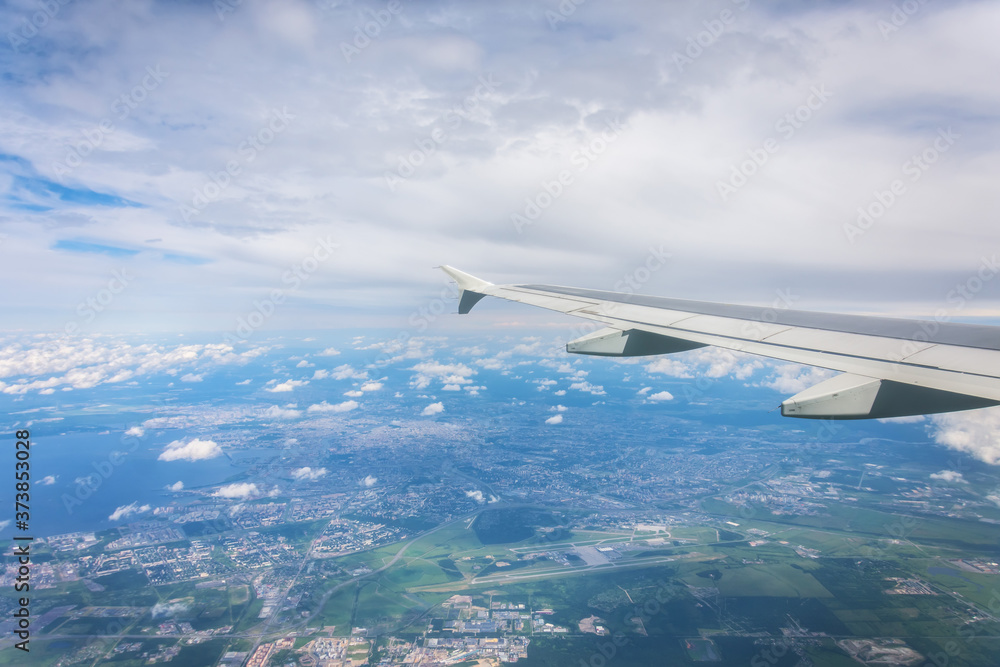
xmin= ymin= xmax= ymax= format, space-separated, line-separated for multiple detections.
xmin=1 ymin=0 xmax=999 ymax=335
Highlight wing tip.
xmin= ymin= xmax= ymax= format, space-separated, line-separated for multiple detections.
xmin=439 ymin=265 xmax=493 ymax=292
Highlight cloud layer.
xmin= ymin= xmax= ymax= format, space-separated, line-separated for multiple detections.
xmin=2 ymin=1 xmax=999 ymax=335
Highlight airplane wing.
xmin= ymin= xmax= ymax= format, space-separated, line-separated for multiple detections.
xmin=439 ymin=265 xmax=1000 ymax=420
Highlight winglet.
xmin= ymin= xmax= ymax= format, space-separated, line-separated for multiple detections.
xmin=439 ymin=265 xmax=493 ymax=291
xmin=438 ymin=266 xmax=493 ymax=314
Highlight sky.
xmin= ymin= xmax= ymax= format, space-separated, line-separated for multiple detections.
xmin=1 ymin=0 xmax=999 ymax=337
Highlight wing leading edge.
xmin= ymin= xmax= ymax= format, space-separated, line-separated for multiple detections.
xmin=439 ymin=265 xmax=1000 ymax=420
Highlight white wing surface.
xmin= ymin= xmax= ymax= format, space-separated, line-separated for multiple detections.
xmin=439 ymin=266 xmax=1000 ymax=420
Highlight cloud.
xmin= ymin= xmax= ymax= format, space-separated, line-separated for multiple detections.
xmin=647 ymin=390 xmax=674 ymax=402
xmin=267 ymin=379 xmax=308 ymax=392
xmin=410 ymin=361 xmax=475 ymax=389
xmin=262 ymin=404 xmax=302 ymax=419
xmin=125 ymin=426 xmax=145 ymax=437
xmin=421 ymin=401 xmax=444 ymax=416
xmin=877 ymin=415 xmax=926 ymax=424
xmin=930 ymin=409 xmax=1000 ymax=465
xmin=569 ymin=381 xmax=605 ymax=396
xmin=442 ymin=384 xmax=461 ymax=391
xmin=151 ymin=602 xmax=189 ymax=619
xmin=497 ymin=341 xmax=545 ymax=358
xmin=0 ymin=339 xmax=266 ymax=394
xmin=360 ymin=475 xmax=377 ymax=487
xmin=213 ymin=482 xmax=260 ymax=499
xmin=466 ymin=489 xmax=485 ymax=503
xmin=637 ymin=387 xmax=652 ymax=395
xmin=359 ymin=381 xmax=383 ymax=391
xmin=108 ymin=502 xmax=151 ymax=522
xmin=761 ymin=365 xmax=835 ymax=394
xmin=331 ymin=364 xmax=368 ymax=380
xmin=545 ymin=414 xmax=563 ymax=425
xmin=307 ymin=400 xmax=358 ymax=413
xmin=554 ymin=390 xmax=566 ymax=396
xmin=551 ymin=404 xmax=567 ymax=412
xmin=166 ymin=480 xmax=184 ymax=491
xmin=39 ymin=475 xmax=57 ymax=485
xmin=318 ymin=347 xmax=341 ymax=356
xmin=295 ymin=360 xmax=313 ymax=368
xmin=158 ymin=438 xmax=222 ymax=462
xmin=344 ymin=389 xmax=363 ymax=397
xmin=930 ymin=470 xmax=967 ymax=484
xmin=236 ymin=379 xmax=252 ymax=385
xmin=292 ymin=466 xmax=327 ymax=481
xmin=180 ymin=373 xmax=203 ymax=382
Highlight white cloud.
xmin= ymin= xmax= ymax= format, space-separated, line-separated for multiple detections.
xmin=331 ymin=364 xmax=368 ymax=380
xmin=930 ymin=470 xmax=967 ymax=484
xmin=646 ymin=358 xmax=694 ymax=377
xmin=158 ymin=438 xmax=223 ymax=462
xmin=761 ymin=365 xmax=835 ymax=394
xmin=422 ymin=401 xmax=444 ymax=416
xmin=466 ymin=489 xmax=485 ymax=503
xmin=296 ymin=360 xmax=314 ymax=368
xmin=307 ymin=400 xmax=358 ymax=413
xmin=551 ymin=404 xmax=567 ymax=412
xmin=442 ymin=384 xmax=461 ymax=391
xmin=108 ymin=502 xmax=151 ymax=522
xmin=262 ymin=405 xmax=302 ymax=419
xmin=236 ymin=379 xmax=252 ymax=385
xmin=267 ymin=379 xmax=308 ymax=392
xmin=569 ymin=381 xmax=605 ymax=396
xmin=151 ymin=602 xmax=189 ymax=619
xmin=39 ymin=475 xmax=57 ymax=485
xmin=292 ymin=466 xmax=327 ymax=481
xmin=877 ymin=415 xmax=926 ymax=424
xmin=360 ymin=381 xmax=383 ymax=391
xmin=213 ymin=482 xmax=260 ymax=500
xmin=180 ymin=373 xmax=203 ymax=382
xmin=930 ymin=408 xmax=1000 ymax=465
xmin=637 ymin=387 xmax=652 ymax=395
xmin=0 ymin=340 xmax=266 ymax=394
xmin=166 ymin=480 xmax=184 ymax=491
xmin=319 ymin=347 xmax=341 ymax=357
xmin=648 ymin=390 xmax=674 ymax=402
xmin=344 ymin=389 xmax=363 ymax=397
xmin=410 ymin=361 xmax=476 ymax=389
xmin=554 ymin=390 xmax=566 ymax=396
xmin=125 ymin=426 xmax=145 ymax=437
xmin=360 ymin=475 xmax=377 ymax=487
xmin=545 ymin=414 xmax=563 ymax=425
